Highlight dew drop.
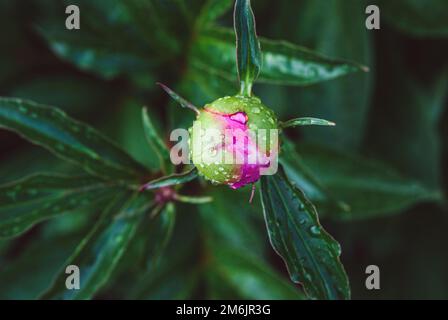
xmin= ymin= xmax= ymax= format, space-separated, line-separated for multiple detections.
xmin=310 ymin=226 xmax=321 ymax=236
xmin=252 ymin=107 xmax=260 ymax=114
xmin=331 ymin=242 xmax=342 ymax=255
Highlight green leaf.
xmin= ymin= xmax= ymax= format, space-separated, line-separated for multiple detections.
xmin=10 ymin=75 xmax=111 ymax=116
xmin=36 ymin=0 xmax=160 ymax=80
xmin=289 ymin=144 xmax=442 ymax=219
xmin=0 ymin=98 xmax=147 ymax=181
xmin=140 ymin=167 xmax=198 ymax=191
xmin=200 ymin=189 xmax=304 ymax=299
xmin=191 ymin=27 xmax=367 ymax=87
xmin=234 ymin=0 xmax=262 ymax=95
xmin=281 ymin=117 xmax=335 ymax=128
xmin=378 ymin=0 xmax=448 ymax=38
xmin=0 ymin=174 xmax=117 ymax=238
xmin=260 ymin=165 xmax=350 ymax=300
xmin=128 ymin=205 xmax=201 ymax=299
xmin=0 ymin=233 xmax=85 ymax=299
xmin=40 ymin=192 xmax=151 ymax=299
xmin=114 ymin=100 xmax=159 ymax=172
xmin=142 ymin=107 xmax=170 ymax=173
xmin=157 ymin=83 xmax=200 ymax=115
xmin=37 ymin=25 xmax=154 ymax=81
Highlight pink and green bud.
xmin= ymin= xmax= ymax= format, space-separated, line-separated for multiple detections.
xmin=189 ymin=95 xmax=279 ymax=189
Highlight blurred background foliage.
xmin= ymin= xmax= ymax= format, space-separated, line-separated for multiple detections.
xmin=0 ymin=0 xmax=447 ymax=299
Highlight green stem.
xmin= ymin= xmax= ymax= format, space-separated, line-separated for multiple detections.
xmin=174 ymin=194 xmax=213 ymax=204
xmin=240 ymin=80 xmax=253 ymax=96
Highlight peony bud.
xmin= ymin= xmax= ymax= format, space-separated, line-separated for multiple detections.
xmin=189 ymin=95 xmax=278 ymax=189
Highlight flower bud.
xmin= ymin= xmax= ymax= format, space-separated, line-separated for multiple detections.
xmin=189 ymin=95 xmax=278 ymax=189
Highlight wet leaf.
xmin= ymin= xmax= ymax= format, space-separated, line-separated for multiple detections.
xmin=260 ymin=165 xmax=350 ymax=300
xmin=191 ymin=27 xmax=367 ymax=86
xmin=0 ymin=98 xmax=147 ymax=181
xmin=40 ymin=192 xmax=151 ymax=299
xmin=0 ymin=174 xmax=118 ymax=238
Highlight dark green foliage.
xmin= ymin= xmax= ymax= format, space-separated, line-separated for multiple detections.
xmin=0 ymin=0 xmax=447 ymax=300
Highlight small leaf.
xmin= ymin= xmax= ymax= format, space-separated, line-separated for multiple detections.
xmin=234 ymin=0 xmax=262 ymax=95
xmin=0 ymin=174 xmax=118 ymax=238
xmin=142 ymin=107 xmax=170 ymax=173
xmin=140 ymin=167 xmax=198 ymax=191
xmin=157 ymin=83 xmax=200 ymax=115
xmin=260 ymin=165 xmax=350 ymax=300
xmin=40 ymin=192 xmax=151 ymax=300
xmin=191 ymin=27 xmax=367 ymax=86
xmin=281 ymin=117 xmax=335 ymax=128
xmin=0 ymin=98 xmax=147 ymax=181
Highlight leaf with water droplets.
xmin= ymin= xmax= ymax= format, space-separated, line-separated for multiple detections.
xmin=191 ymin=27 xmax=367 ymax=87
xmin=260 ymin=165 xmax=350 ymax=300
xmin=40 ymin=192 xmax=152 ymax=300
xmin=0 ymin=174 xmax=119 ymax=238
xmin=0 ymin=98 xmax=147 ymax=181
xmin=281 ymin=117 xmax=335 ymax=128
xmin=234 ymin=0 xmax=262 ymax=95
